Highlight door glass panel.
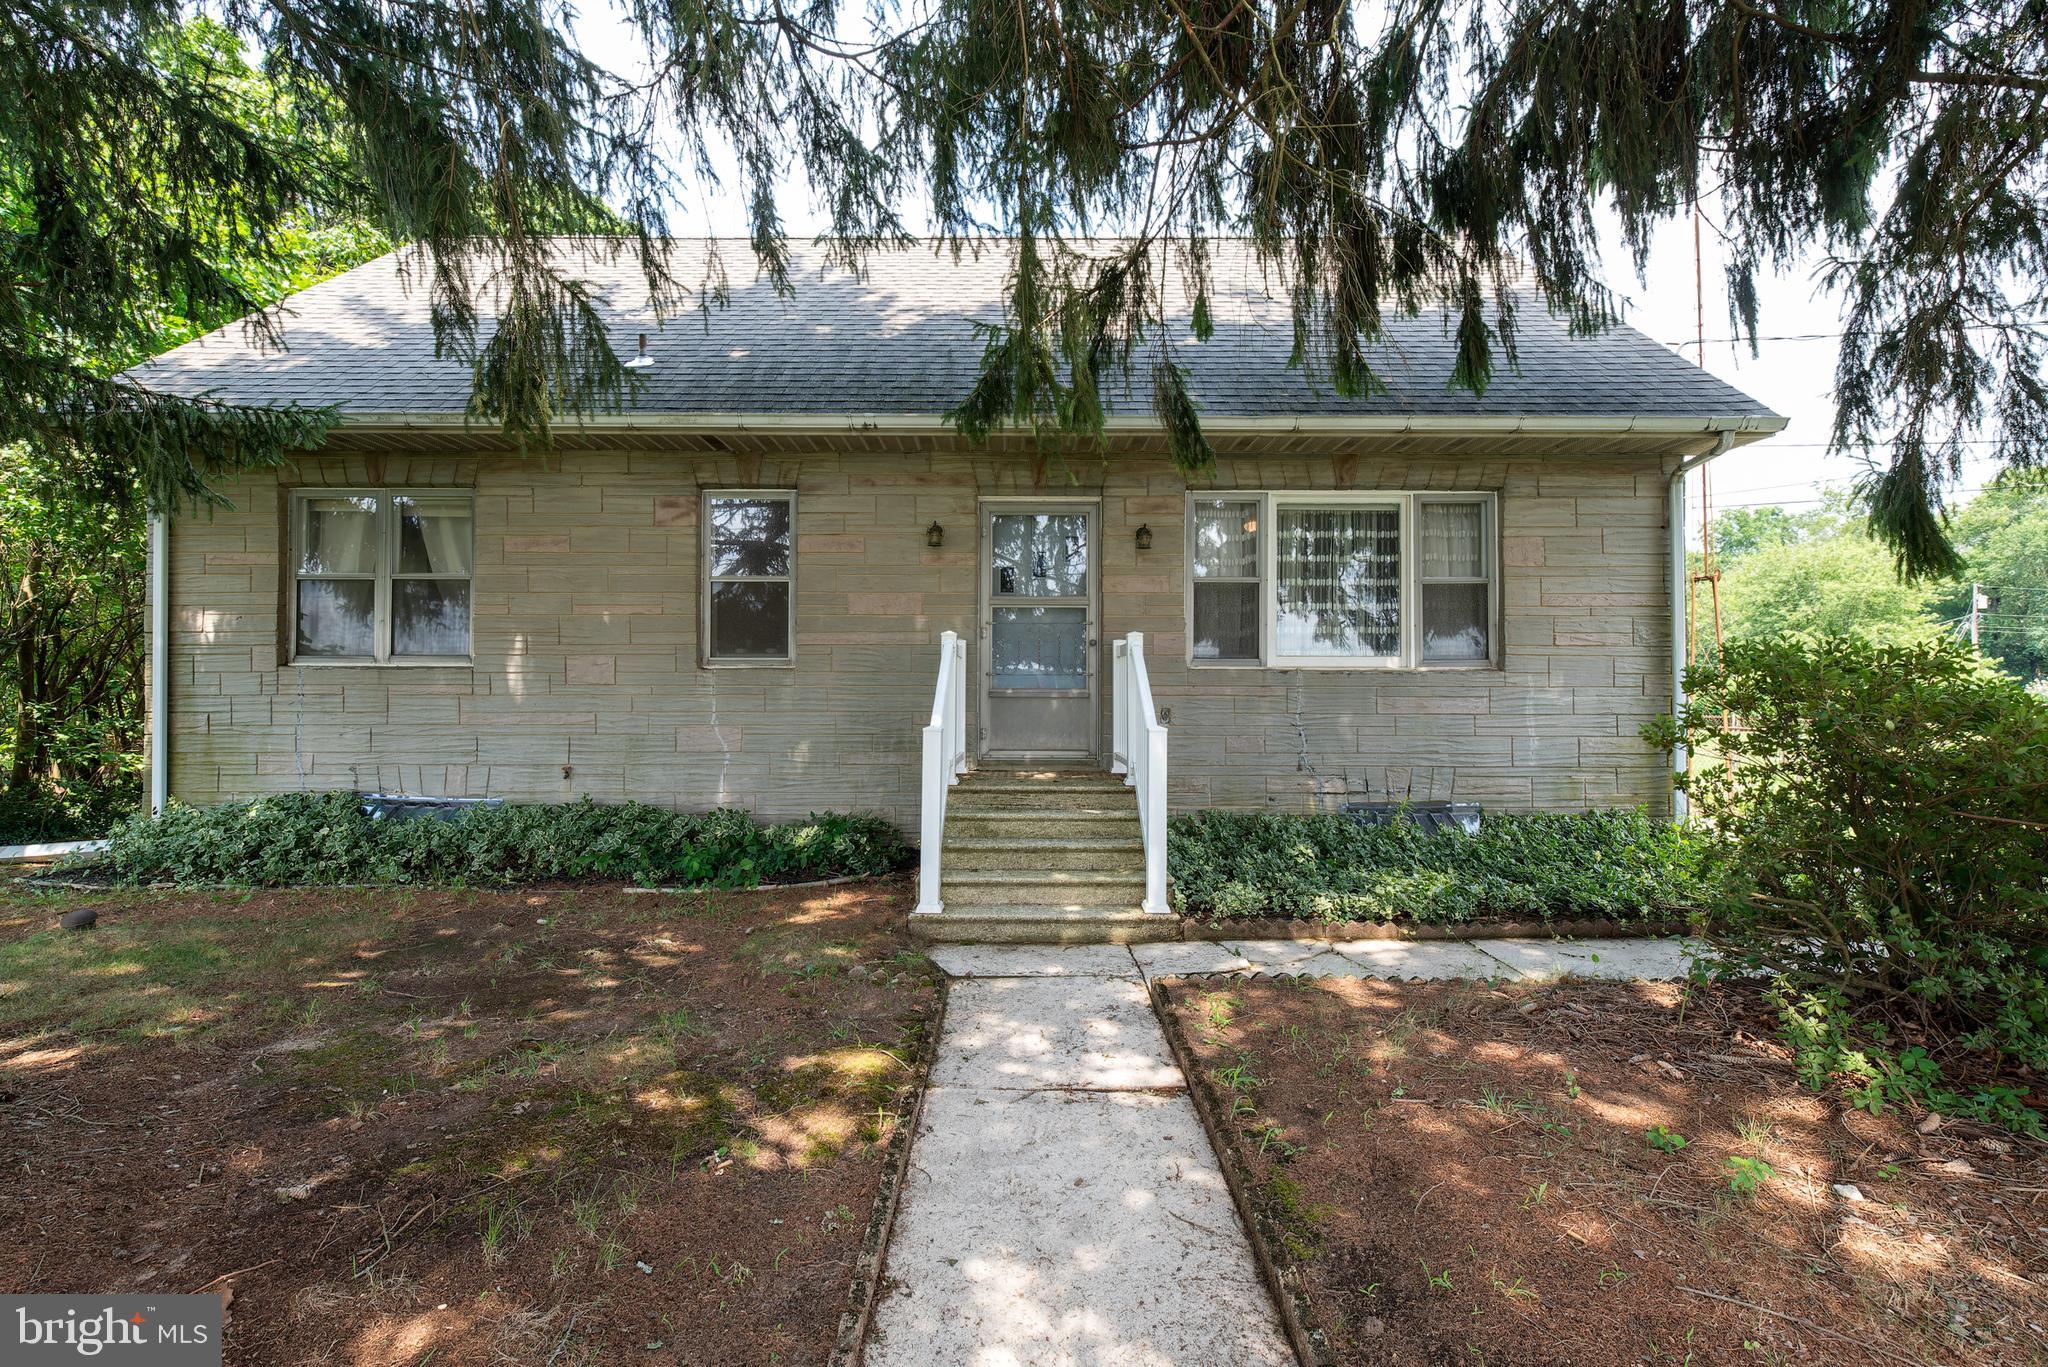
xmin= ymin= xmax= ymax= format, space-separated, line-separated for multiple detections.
xmin=991 ymin=513 xmax=1088 ymax=598
xmin=991 ymin=605 xmax=1087 ymax=689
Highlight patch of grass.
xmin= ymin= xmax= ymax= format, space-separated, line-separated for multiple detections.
xmin=475 ymin=1195 xmax=529 ymax=1265
xmin=0 ymin=894 xmax=388 ymax=1042
xmin=1733 ymin=1116 xmax=1774 ymax=1147
xmin=738 ymin=928 xmax=864 ymax=980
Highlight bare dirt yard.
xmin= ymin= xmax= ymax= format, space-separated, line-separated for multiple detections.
xmin=0 ymin=877 xmax=938 ymax=1366
xmin=1160 ymin=974 xmax=2048 ymax=1367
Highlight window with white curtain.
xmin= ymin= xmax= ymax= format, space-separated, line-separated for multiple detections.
xmin=1185 ymin=491 xmax=1496 ymax=669
xmin=1420 ymin=499 xmax=1492 ymax=662
xmin=292 ymin=490 xmax=473 ymax=663
xmin=1189 ymin=498 xmax=1262 ymax=662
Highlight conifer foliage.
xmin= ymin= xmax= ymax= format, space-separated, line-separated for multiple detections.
xmin=4 ymin=1 xmax=2044 ymax=573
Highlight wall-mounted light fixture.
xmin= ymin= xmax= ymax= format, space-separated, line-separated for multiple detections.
xmin=926 ymin=520 xmax=945 ymax=548
xmin=1135 ymin=524 xmax=1153 ymax=551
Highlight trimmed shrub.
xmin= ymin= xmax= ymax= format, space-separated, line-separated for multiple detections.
xmin=92 ymin=793 xmax=912 ymax=888
xmin=1167 ymin=808 xmax=1706 ymax=925
xmin=1650 ymin=635 xmax=2048 ymax=1135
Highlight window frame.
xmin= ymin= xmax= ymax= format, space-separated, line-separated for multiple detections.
xmin=1187 ymin=496 xmax=1266 ymax=666
xmin=700 ymin=488 xmax=798 ymax=667
xmin=1416 ymin=494 xmax=1497 ymax=665
xmin=287 ymin=488 xmax=475 ymax=667
xmin=1183 ymin=490 xmax=1499 ymax=671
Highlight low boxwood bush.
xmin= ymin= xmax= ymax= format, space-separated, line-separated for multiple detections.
xmin=1653 ymin=635 xmax=2048 ymax=1136
xmin=1168 ymin=807 xmax=1706 ymax=925
xmin=93 ymin=793 xmax=911 ymax=888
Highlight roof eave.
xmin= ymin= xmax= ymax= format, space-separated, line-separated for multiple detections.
xmin=335 ymin=410 xmax=1788 ymax=443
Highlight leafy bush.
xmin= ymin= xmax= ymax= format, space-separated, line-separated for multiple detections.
xmin=93 ymin=793 xmax=912 ymax=888
xmin=1167 ymin=808 xmax=1706 ymax=925
xmin=1650 ymin=635 xmax=2048 ymax=1135
xmin=0 ymin=778 xmax=140 ymax=843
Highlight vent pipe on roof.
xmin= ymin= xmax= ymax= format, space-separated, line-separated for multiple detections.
xmin=1667 ymin=429 xmax=1736 ymax=822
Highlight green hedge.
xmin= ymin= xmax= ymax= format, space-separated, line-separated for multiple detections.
xmin=1167 ymin=808 xmax=1707 ymax=924
xmin=93 ymin=793 xmax=912 ymax=888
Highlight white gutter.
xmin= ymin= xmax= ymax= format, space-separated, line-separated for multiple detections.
xmin=338 ymin=410 xmax=1788 ymax=439
xmin=148 ymin=511 xmax=170 ymax=815
xmin=1666 ymin=431 xmax=1736 ymax=822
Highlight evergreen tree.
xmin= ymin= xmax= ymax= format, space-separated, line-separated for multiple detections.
xmin=0 ymin=16 xmax=385 ymax=816
xmin=5 ymin=1 xmax=2044 ymax=577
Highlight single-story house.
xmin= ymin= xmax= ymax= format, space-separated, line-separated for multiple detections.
xmin=133 ymin=239 xmax=1781 ymax=937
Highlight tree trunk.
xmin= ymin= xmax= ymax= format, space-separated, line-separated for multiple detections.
xmin=9 ymin=548 xmax=43 ymax=788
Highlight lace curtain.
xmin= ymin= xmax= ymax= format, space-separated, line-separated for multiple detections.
xmin=1421 ymin=501 xmax=1488 ymax=661
xmin=1422 ymin=502 xmax=1483 ymax=578
xmin=1275 ymin=506 xmax=1400 ymax=656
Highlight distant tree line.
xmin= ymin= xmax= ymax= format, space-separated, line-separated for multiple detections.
xmin=1695 ymin=475 xmax=2048 ymax=686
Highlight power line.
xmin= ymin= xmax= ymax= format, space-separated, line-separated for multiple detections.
xmin=1710 ymin=488 xmax=1991 ymax=509
xmin=1718 ymin=440 xmax=2015 ymax=451
xmin=1658 ymin=318 xmax=2048 ymax=348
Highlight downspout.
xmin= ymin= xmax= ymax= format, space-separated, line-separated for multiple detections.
xmin=148 ymin=511 xmax=169 ymax=815
xmin=1667 ymin=430 xmax=1735 ymax=822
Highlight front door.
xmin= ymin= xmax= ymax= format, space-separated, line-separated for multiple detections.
xmin=979 ymin=502 xmax=1098 ymax=762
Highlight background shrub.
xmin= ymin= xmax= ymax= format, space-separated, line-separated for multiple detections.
xmin=1651 ymin=635 xmax=2048 ymax=1135
xmin=93 ymin=794 xmax=912 ymax=888
xmin=1168 ymin=808 xmax=1705 ymax=925
xmin=0 ymin=777 xmax=140 ymax=844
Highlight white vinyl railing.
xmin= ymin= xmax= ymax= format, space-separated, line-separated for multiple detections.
xmin=915 ymin=630 xmax=969 ymax=915
xmin=1110 ymin=632 xmax=1171 ymax=916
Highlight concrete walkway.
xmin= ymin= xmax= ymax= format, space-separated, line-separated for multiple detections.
xmin=865 ymin=936 xmax=1694 ymax=1366
xmin=864 ymin=954 xmax=1296 ymax=1367
xmin=928 ymin=934 xmax=1700 ymax=985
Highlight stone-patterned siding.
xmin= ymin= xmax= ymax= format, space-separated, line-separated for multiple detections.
xmin=153 ymin=445 xmax=1679 ymax=826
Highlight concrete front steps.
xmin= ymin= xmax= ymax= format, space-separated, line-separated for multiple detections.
xmin=912 ymin=770 xmax=1177 ymax=945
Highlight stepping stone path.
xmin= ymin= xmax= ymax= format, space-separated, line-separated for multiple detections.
xmin=865 ymin=936 xmax=1695 ymax=1365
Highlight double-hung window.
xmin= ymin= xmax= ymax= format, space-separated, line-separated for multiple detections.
xmin=1187 ymin=491 xmax=1496 ymax=669
xmin=291 ymin=490 xmax=474 ymax=663
xmin=1189 ymin=498 xmax=1264 ymax=663
xmin=703 ymin=490 xmax=796 ymax=664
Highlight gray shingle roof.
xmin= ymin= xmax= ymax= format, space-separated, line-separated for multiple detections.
xmin=130 ymin=239 xmax=1780 ymax=425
